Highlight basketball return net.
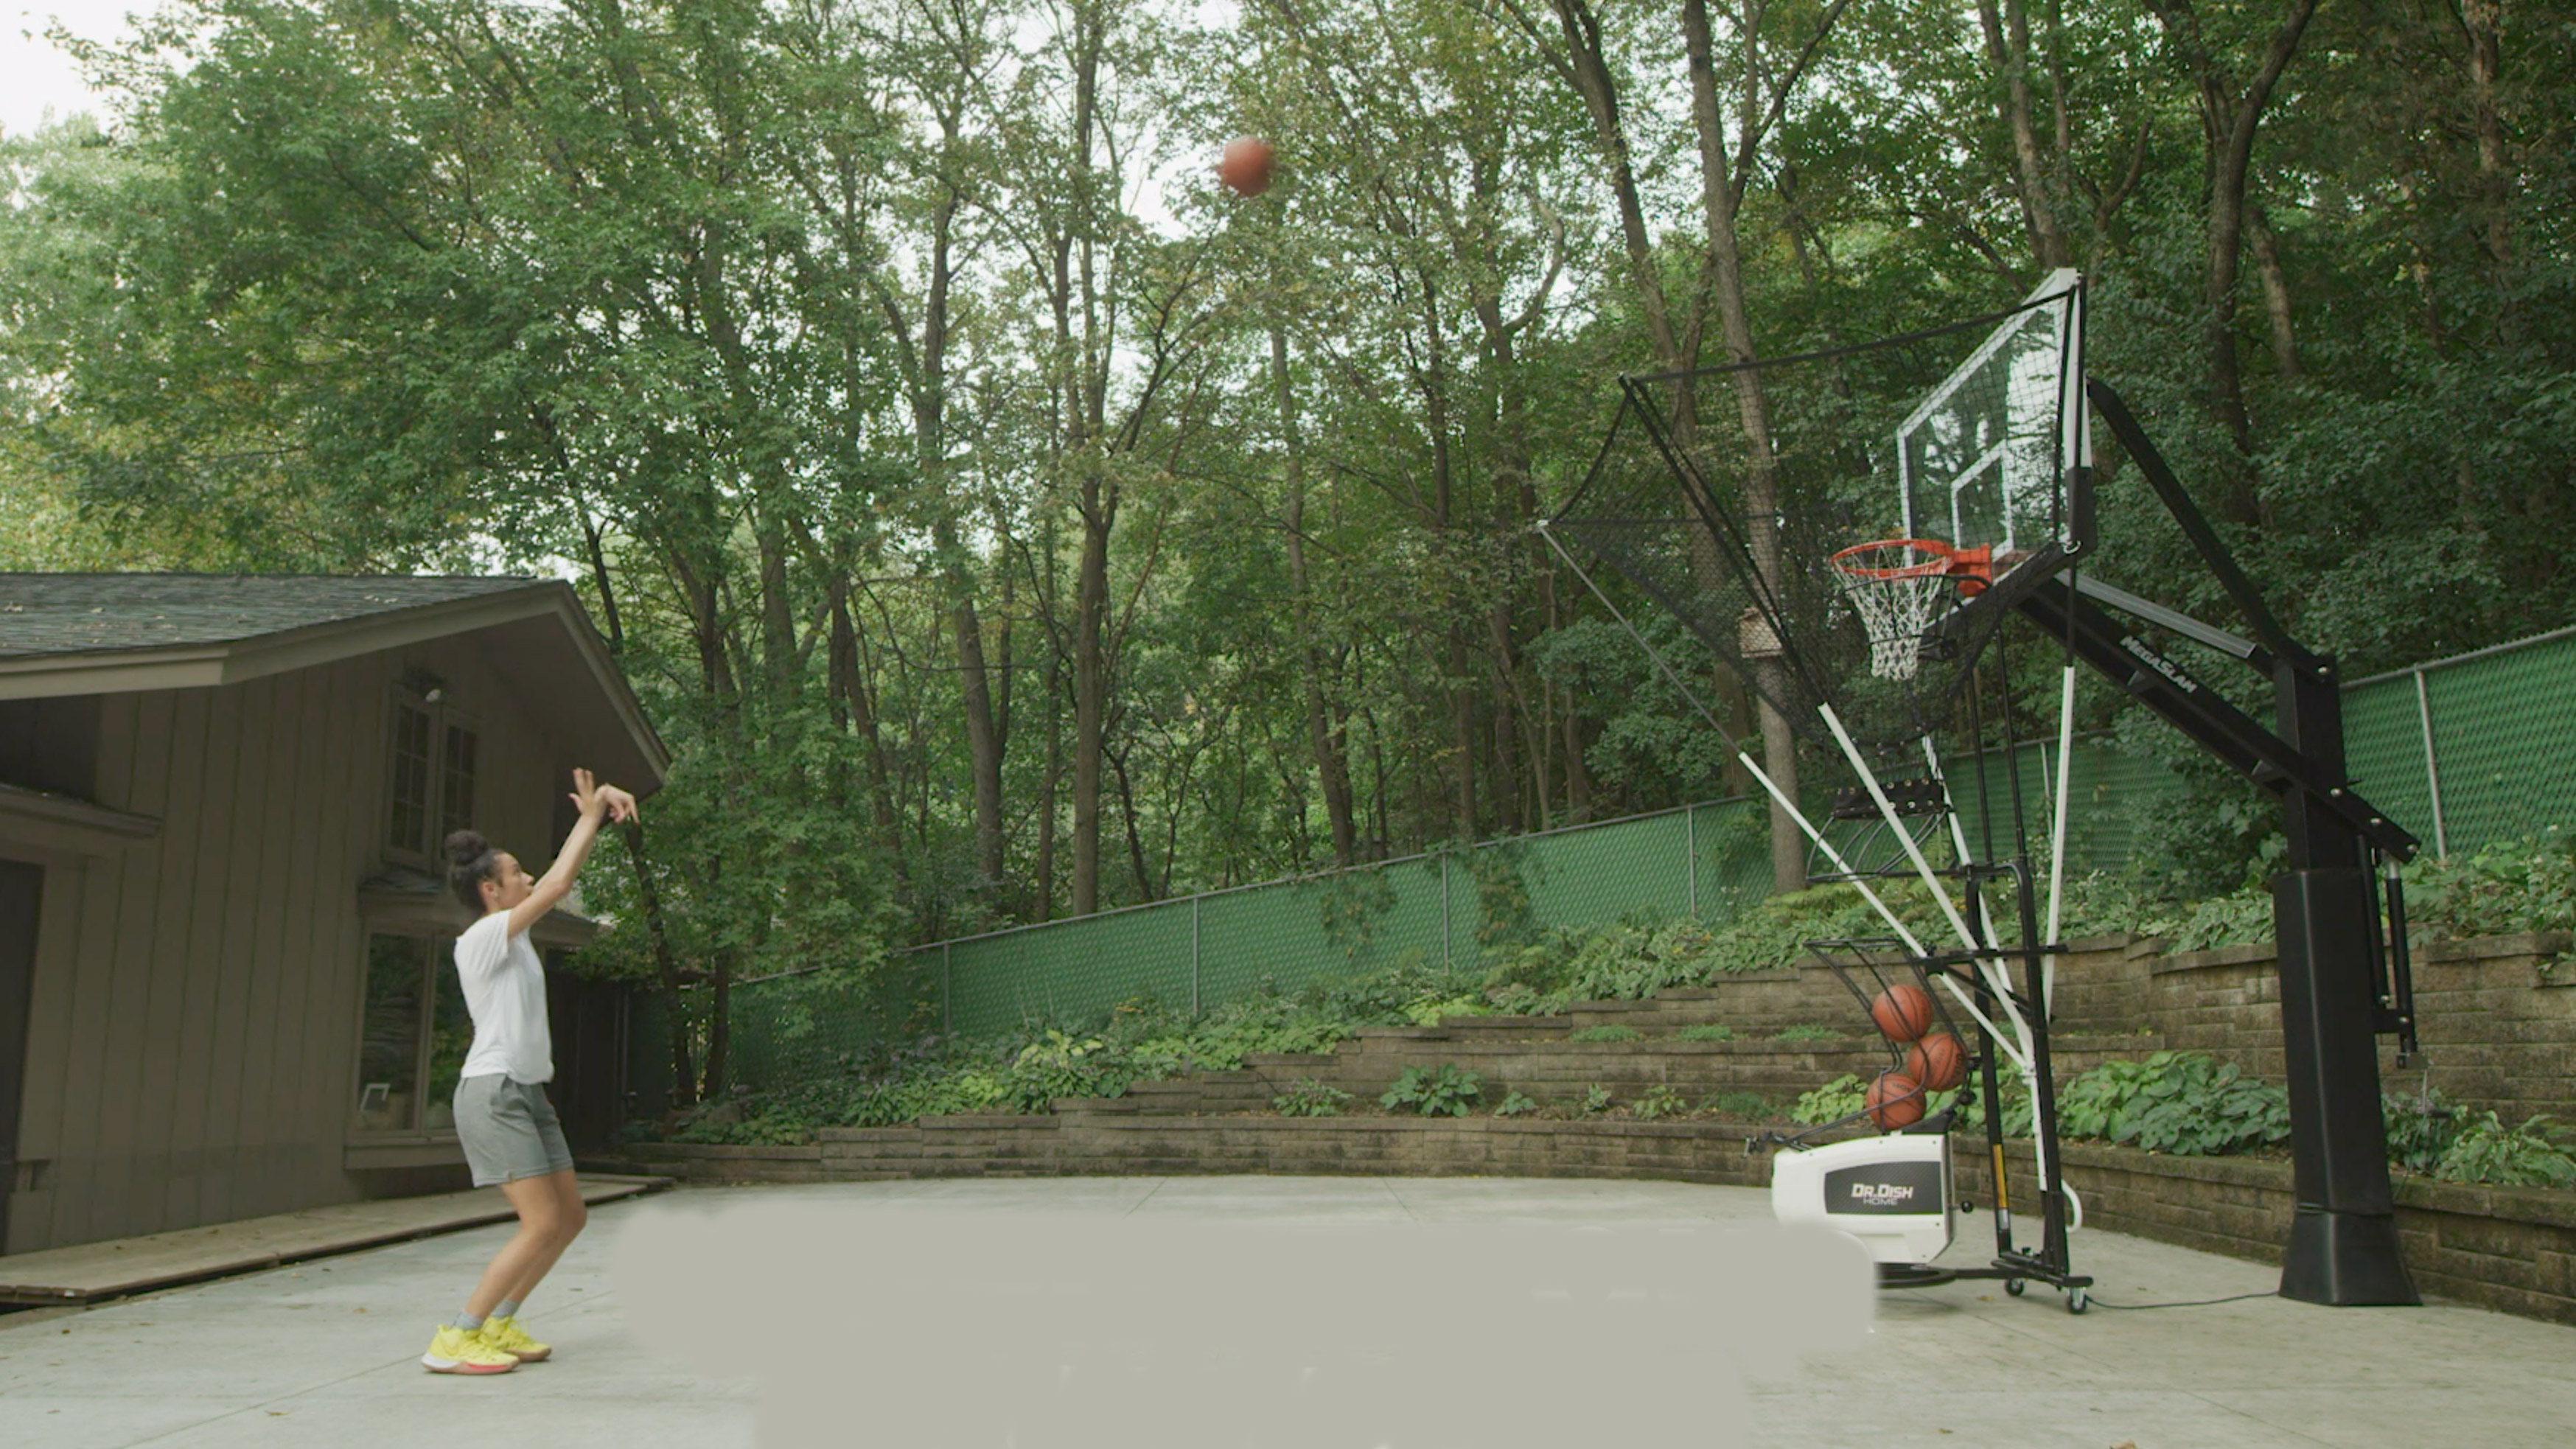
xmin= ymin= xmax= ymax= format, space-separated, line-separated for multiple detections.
xmin=1540 ymin=271 xmax=2097 ymax=1307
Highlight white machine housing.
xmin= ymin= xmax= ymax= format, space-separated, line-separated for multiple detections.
xmin=1769 ymin=1132 xmax=1955 ymax=1265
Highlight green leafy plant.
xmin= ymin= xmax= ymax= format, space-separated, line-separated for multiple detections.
xmin=1793 ymin=1074 xmax=1865 ymax=1125
xmin=1631 ymin=1084 xmax=1689 ymax=1120
xmin=2054 ymin=1052 xmax=2289 ymax=1156
xmin=1772 ymin=1024 xmax=1840 ymax=1042
xmin=2382 ymin=1087 xmax=2463 ymax=1173
xmin=1930 ymin=1077 xmax=2034 ymax=1137
xmin=2434 ymin=1112 xmax=2576 ymax=1187
xmin=1271 ymin=1079 xmax=1352 ymax=1117
xmin=1698 ymin=1090 xmax=1770 ymax=1120
xmin=1570 ymin=1023 xmax=1644 ymax=1041
xmin=1407 ymin=995 xmax=1490 ymax=1027
xmin=1380 ymin=1064 xmax=1483 ymax=1117
xmin=1676 ymin=1023 xmax=1735 ymax=1041
xmin=1495 ymin=1089 xmax=1540 ymax=1117
xmin=1580 ymin=1083 xmax=1613 ymax=1115
xmin=2403 ymin=830 xmax=2576 ymax=969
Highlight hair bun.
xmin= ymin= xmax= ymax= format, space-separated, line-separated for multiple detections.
xmin=444 ymin=829 xmax=491 ymax=867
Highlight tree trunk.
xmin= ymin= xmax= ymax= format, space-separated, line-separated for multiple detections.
xmin=1419 ymin=275 xmax=1476 ymax=844
xmin=2144 ymin=0 xmax=2319 ymax=525
xmin=828 ymin=585 xmax=901 ymax=852
xmin=1072 ymin=465 xmax=1113 ymax=915
xmin=2462 ymin=0 xmax=2516 ymax=332
xmin=622 ymin=819 xmax=696 ymax=1115
xmin=1274 ymin=327 xmax=1358 ymax=865
xmin=1684 ymin=0 xmax=1805 ymax=894
xmin=2247 ymin=201 xmax=2303 ymax=380
xmin=954 ymin=595 xmax=1007 ymax=895
xmin=1978 ymin=0 xmax=2073 ymax=270
xmin=1064 ymin=0 xmax=1112 ymax=917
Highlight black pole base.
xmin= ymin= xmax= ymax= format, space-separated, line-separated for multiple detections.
xmin=2280 ymin=1207 xmax=2420 ymax=1305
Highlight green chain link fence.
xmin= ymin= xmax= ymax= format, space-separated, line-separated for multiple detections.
xmin=633 ymin=626 xmax=2576 ymax=1111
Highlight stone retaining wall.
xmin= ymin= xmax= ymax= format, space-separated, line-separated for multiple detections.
xmin=2045 ymin=930 xmax=2576 ymax=1121
xmin=607 ymin=929 xmax=2576 ymax=1327
xmin=616 ymin=1114 xmax=2576 ymax=1327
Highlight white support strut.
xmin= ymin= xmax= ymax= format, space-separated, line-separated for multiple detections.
xmin=1812 ymin=710 xmax=2034 ymax=1078
xmin=2045 ymin=665 xmax=2078 ymax=1017
xmin=1731 ymin=749 xmax=2031 ymax=1064
xmin=1820 ymin=705 xmax=2058 ymax=1197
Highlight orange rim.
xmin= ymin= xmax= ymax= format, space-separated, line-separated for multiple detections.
xmin=1829 ymin=538 xmax=1994 ymax=590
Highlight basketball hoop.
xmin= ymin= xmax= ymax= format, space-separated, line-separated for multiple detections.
xmin=1829 ymin=539 xmax=1994 ymax=681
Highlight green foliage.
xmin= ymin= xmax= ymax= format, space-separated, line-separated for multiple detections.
xmin=1379 ymin=1064 xmax=1483 ymax=1117
xmin=2432 ymin=1113 xmax=2576 ymax=1188
xmin=1569 ymin=1023 xmax=1644 ymax=1041
xmin=1698 ymin=1090 xmax=1771 ymax=1120
xmin=2056 ymin=872 xmax=2275 ymax=951
xmin=1930 ymin=1077 xmax=2034 ymax=1138
xmin=1481 ymin=915 xmax=1722 ymax=1015
xmin=1271 ymin=1079 xmax=1353 ymax=1117
xmin=2382 ymin=1088 xmax=2464 ymax=1174
xmin=2056 ymin=834 xmax=2576 ymax=963
xmin=1494 ymin=1089 xmax=1540 ymax=1117
xmin=1772 ymin=1024 xmax=1841 ymax=1042
xmin=2403 ymin=831 xmax=2576 ymax=966
xmin=1407 ymin=996 xmax=1490 ymax=1027
xmin=1579 ymin=1083 xmax=1613 ymax=1115
xmin=1675 ymin=1023 xmax=1735 ymax=1041
xmin=2053 ymin=1052 xmax=2291 ymax=1156
xmin=1793 ymin=1074 xmax=1866 ymax=1126
xmin=1313 ymin=951 xmax=1488 ymax=1032
xmin=1630 ymin=1084 xmax=1689 ymax=1120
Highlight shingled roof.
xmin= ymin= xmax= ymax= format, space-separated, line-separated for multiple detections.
xmin=0 ymin=573 xmax=545 ymax=659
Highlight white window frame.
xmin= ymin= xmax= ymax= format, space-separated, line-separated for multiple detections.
xmin=382 ymin=684 xmax=482 ymax=870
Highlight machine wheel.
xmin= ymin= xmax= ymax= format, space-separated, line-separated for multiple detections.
xmin=2003 ymin=1277 xmax=2026 ymax=1297
xmin=2066 ymin=1285 xmax=2089 ymax=1315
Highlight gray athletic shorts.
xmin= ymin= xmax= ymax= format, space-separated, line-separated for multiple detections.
xmin=454 ymin=1075 xmax=575 ymax=1187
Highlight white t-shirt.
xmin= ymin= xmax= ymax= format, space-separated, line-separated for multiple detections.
xmin=455 ymin=912 xmax=553 ymax=1084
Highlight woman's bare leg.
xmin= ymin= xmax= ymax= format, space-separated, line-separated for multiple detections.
xmin=461 ymin=1173 xmax=577 ymax=1320
xmin=500 ymin=1170 xmax=588 ymax=1305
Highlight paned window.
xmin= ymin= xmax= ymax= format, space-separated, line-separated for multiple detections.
xmin=355 ymin=932 xmax=475 ymax=1134
xmin=385 ymin=691 xmax=478 ymax=862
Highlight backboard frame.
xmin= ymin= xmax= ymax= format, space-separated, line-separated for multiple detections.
xmin=1896 ymin=268 xmax=2092 ymax=571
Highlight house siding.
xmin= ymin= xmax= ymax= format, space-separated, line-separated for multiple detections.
xmin=6 ymin=632 xmax=573 ymax=1255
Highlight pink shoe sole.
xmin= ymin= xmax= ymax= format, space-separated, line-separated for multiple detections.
xmin=422 ymin=1355 xmax=517 ymax=1375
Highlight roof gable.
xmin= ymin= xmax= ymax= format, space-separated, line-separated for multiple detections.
xmin=0 ymin=572 xmax=667 ymax=787
xmin=0 ymin=573 xmax=542 ymax=658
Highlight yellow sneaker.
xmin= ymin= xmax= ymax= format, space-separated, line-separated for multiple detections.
xmin=478 ymin=1314 xmax=551 ymax=1362
xmin=422 ymin=1324 xmax=518 ymax=1375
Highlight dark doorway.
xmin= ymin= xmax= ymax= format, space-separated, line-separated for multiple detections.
xmin=545 ymin=957 xmax=629 ymax=1156
xmin=0 ymin=860 xmax=41 ymax=1256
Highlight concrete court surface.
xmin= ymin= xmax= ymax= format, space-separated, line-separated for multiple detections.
xmin=2 ymin=1175 xmax=2571 ymax=1449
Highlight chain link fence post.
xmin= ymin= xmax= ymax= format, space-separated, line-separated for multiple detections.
xmin=1685 ymin=803 xmax=1698 ymax=920
xmin=2415 ymin=666 xmax=2449 ymax=859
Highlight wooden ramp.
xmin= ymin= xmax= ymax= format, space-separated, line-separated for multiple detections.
xmin=0 ymin=1173 xmax=673 ymax=1307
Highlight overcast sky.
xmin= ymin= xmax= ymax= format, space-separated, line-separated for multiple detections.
xmin=3 ymin=1 xmax=134 ymax=138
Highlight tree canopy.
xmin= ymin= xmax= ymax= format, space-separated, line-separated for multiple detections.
xmin=4 ymin=0 xmax=2569 ymax=1095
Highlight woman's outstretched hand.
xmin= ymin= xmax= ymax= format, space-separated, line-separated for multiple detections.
xmin=568 ymin=769 xmax=639 ymax=825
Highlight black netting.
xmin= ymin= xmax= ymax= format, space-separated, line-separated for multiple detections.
xmin=1549 ymin=284 xmax=2082 ymax=758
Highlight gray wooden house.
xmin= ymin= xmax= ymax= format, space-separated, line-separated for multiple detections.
xmin=0 ymin=574 xmax=666 ymax=1257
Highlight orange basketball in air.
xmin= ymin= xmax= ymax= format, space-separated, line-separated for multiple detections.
xmin=1218 ymin=136 xmax=1275 ymax=198
xmin=1904 ymin=1031 xmax=1968 ymax=1092
xmin=1869 ymin=983 xmax=1935 ymax=1043
xmin=1866 ymin=1070 xmax=1925 ymax=1131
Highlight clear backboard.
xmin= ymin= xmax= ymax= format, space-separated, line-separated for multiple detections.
xmin=1896 ymin=269 xmax=2089 ymax=569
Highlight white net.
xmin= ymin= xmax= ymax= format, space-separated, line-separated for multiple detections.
xmin=1835 ymin=571 xmax=1953 ymax=680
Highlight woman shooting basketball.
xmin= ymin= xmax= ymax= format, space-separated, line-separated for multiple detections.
xmin=422 ymin=768 xmax=637 ymax=1375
